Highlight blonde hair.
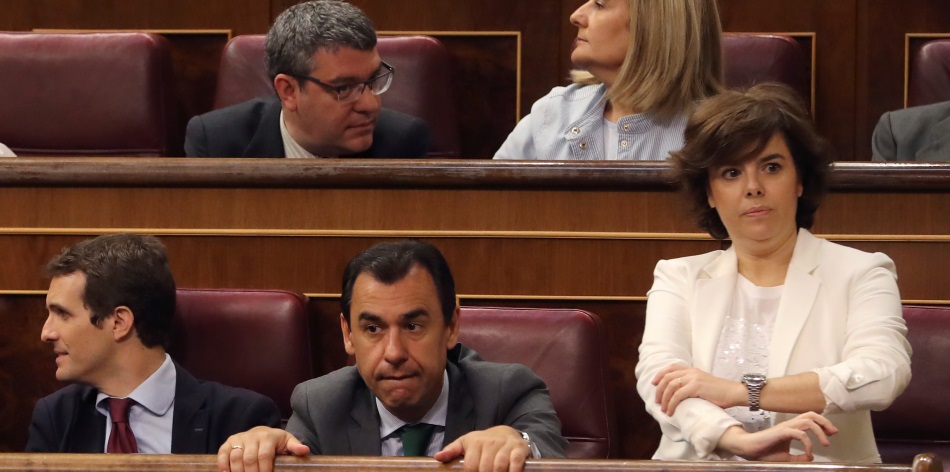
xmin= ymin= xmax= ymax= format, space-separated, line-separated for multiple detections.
xmin=572 ymin=0 xmax=723 ymax=122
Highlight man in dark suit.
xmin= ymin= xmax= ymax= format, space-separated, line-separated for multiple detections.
xmin=872 ymin=100 xmax=950 ymax=161
xmin=218 ymin=240 xmax=566 ymax=472
xmin=185 ymin=0 xmax=430 ymax=158
xmin=26 ymin=234 xmax=280 ymax=453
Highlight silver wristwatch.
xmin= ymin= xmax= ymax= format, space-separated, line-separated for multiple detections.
xmin=520 ymin=431 xmax=541 ymax=458
xmin=741 ymin=373 xmax=768 ymax=412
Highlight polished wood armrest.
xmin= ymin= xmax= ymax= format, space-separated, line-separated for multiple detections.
xmin=0 ymin=453 xmax=941 ymax=472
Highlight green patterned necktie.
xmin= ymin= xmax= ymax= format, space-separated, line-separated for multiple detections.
xmin=400 ymin=423 xmax=436 ymax=456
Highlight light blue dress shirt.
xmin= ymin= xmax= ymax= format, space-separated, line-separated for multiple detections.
xmin=95 ymin=354 xmax=177 ymax=453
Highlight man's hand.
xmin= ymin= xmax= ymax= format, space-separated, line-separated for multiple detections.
xmin=217 ymin=426 xmax=310 ymax=472
xmin=653 ymin=364 xmax=745 ymax=416
xmin=434 ymin=425 xmax=531 ymax=472
xmin=717 ymin=412 xmax=838 ymax=462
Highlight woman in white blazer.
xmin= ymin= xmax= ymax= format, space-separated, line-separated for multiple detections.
xmin=635 ymin=84 xmax=912 ymax=463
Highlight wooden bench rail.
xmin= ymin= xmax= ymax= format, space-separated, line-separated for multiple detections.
xmin=0 ymin=158 xmax=948 ymax=190
xmin=0 ymin=454 xmax=941 ymax=472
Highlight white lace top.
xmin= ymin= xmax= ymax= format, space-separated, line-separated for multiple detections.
xmin=711 ymin=275 xmax=783 ymax=434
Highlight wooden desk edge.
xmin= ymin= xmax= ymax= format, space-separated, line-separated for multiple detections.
xmin=0 ymin=159 xmax=948 ymax=190
xmin=0 ymin=453 xmax=941 ymax=472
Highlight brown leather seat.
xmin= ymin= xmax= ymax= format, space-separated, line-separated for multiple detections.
xmin=212 ymin=34 xmax=460 ymax=157
xmin=457 ymin=306 xmax=616 ymax=459
xmin=907 ymin=39 xmax=950 ymax=107
xmin=0 ymin=32 xmax=180 ymax=157
xmin=872 ymin=305 xmax=950 ymax=464
xmin=169 ymin=289 xmax=312 ymax=420
xmin=722 ymin=33 xmax=810 ymax=106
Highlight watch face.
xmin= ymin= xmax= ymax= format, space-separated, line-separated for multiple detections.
xmin=743 ymin=373 xmax=767 ymax=386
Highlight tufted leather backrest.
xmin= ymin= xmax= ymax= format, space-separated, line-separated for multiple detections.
xmin=907 ymin=39 xmax=950 ymax=107
xmin=212 ymin=34 xmax=460 ymax=157
xmin=169 ymin=289 xmax=312 ymax=420
xmin=872 ymin=305 xmax=950 ymax=464
xmin=0 ymin=32 xmax=180 ymax=157
xmin=457 ymin=307 xmax=616 ymax=459
xmin=722 ymin=33 xmax=811 ymax=107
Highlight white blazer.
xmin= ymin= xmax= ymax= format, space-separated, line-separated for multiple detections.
xmin=636 ymin=229 xmax=912 ymax=462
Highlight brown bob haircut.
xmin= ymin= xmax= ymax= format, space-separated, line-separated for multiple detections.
xmin=670 ymin=83 xmax=832 ymax=240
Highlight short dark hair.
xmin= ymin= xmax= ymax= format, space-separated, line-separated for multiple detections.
xmin=670 ymin=83 xmax=832 ymax=240
xmin=341 ymin=240 xmax=456 ymax=326
xmin=46 ymin=233 xmax=176 ymax=348
xmin=265 ymin=0 xmax=377 ymax=80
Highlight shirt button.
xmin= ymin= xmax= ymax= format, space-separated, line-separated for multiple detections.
xmin=571 ymin=127 xmax=580 ymax=135
xmin=620 ymin=140 xmax=628 ymax=147
xmin=623 ymin=124 xmax=630 ymax=131
xmin=579 ymin=142 xmax=588 ymax=149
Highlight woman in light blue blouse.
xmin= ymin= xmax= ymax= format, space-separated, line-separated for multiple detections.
xmin=495 ymin=0 xmax=723 ymax=161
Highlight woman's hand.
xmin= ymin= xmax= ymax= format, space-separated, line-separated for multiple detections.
xmin=717 ymin=412 xmax=838 ymax=462
xmin=653 ymin=364 xmax=745 ymax=415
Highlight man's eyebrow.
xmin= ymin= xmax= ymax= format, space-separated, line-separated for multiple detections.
xmin=401 ymin=309 xmax=429 ymax=321
xmin=357 ymin=312 xmax=383 ymax=324
xmin=321 ymin=63 xmax=383 ymax=85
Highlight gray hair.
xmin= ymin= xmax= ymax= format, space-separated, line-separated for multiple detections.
xmin=265 ymin=0 xmax=377 ymax=79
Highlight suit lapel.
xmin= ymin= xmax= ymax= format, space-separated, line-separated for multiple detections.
xmin=346 ymin=385 xmax=382 ymax=456
xmin=768 ymin=230 xmax=821 ymax=376
xmin=66 ymin=387 xmax=106 ymax=452
xmin=443 ymin=361 xmax=475 ymax=446
xmin=692 ymin=248 xmax=738 ymax=369
xmin=170 ymin=364 xmax=210 ymax=454
xmin=243 ymin=98 xmax=286 ymax=158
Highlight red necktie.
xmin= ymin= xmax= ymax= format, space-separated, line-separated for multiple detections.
xmin=107 ymin=398 xmax=138 ymax=453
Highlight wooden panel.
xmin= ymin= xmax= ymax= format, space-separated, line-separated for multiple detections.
xmin=718 ymin=0 xmax=858 ymax=160
xmin=857 ymin=1 xmax=950 ymax=160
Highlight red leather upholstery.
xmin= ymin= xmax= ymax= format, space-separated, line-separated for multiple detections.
xmin=722 ymin=34 xmax=810 ymax=106
xmin=212 ymin=35 xmax=270 ymax=110
xmin=0 ymin=32 xmax=180 ymax=157
xmin=872 ymin=305 xmax=950 ymax=464
xmin=458 ymin=307 xmax=616 ymax=459
xmin=169 ymin=289 xmax=312 ymax=420
xmin=212 ymin=34 xmax=460 ymax=157
xmin=907 ymin=39 xmax=950 ymax=107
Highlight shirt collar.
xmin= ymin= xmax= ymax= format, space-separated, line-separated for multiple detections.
xmin=376 ymin=369 xmax=449 ymax=439
xmin=279 ymin=110 xmax=322 ymax=158
xmin=95 ymin=353 xmax=177 ymax=416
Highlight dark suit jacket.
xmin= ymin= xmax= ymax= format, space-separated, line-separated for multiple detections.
xmin=872 ymin=100 xmax=950 ymax=161
xmin=184 ymin=96 xmax=431 ymax=158
xmin=25 ymin=362 xmax=281 ymax=453
xmin=285 ymin=344 xmax=567 ymax=458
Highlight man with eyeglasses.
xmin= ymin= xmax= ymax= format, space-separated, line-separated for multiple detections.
xmin=184 ymin=0 xmax=430 ymax=158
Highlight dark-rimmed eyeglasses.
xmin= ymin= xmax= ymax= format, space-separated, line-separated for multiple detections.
xmin=291 ymin=61 xmax=394 ymax=103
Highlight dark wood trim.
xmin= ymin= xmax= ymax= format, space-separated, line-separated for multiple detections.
xmin=0 ymin=159 xmax=948 ymax=190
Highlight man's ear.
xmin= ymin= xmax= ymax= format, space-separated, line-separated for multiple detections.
xmin=445 ymin=303 xmax=460 ymax=350
xmin=274 ymin=74 xmax=300 ymax=111
xmin=111 ymin=306 xmax=136 ymax=342
xmin=340 ymin=313 xmax=355 ymax=356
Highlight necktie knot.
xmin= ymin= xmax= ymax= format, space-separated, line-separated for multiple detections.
xmin=108 ymin=398 xmax=134 ymax=423
xmin=107 ymin=397 xmax=138 ymax=453
xmin=400 ymin=423 xmax=435 ymax=457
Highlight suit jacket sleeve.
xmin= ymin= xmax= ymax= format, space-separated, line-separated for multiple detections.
xmin=284 ymin=381 xmax=324 ymax=454
xmin=871 ymin=112 xmax=897 ymax=161
xmin=184 ymin=115 xmax=210 ymax=157
xmin=496 ymin=364 xmax=567 ymax=458
xmin=25 ymin=397 xmax=59 ymax=452
xmin=812 ymin=252 xmax=911 ymax=414
xmin=635 ymin=258 xmax=742 ymax=459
